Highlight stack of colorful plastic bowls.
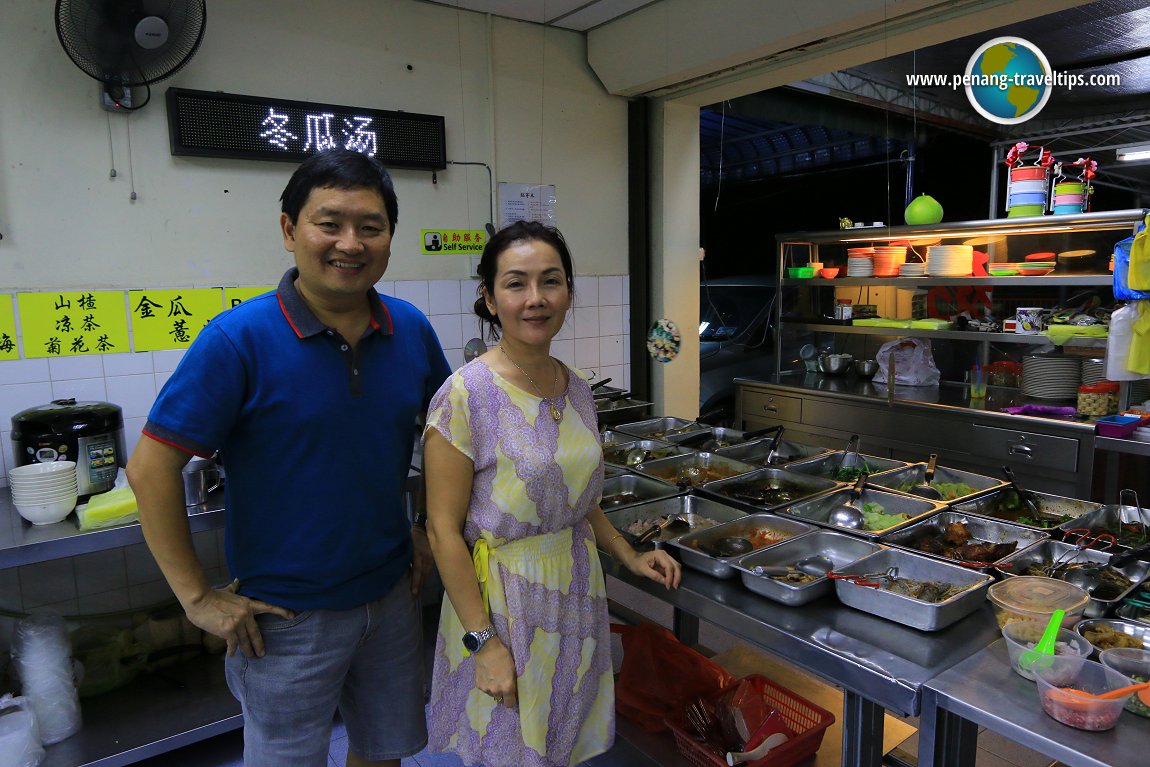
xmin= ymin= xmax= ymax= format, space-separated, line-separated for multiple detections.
xmin=1052 ymin=181 xmax=1086 ymax=215
xmin=1007 ymin=171 xmax=1049 ymax=217
xmin=872 ymin=245 xmax=907 ymax=277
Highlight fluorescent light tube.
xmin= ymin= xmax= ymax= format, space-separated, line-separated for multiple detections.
xmin=1116 ymin=143 xmax=1150 ymax=162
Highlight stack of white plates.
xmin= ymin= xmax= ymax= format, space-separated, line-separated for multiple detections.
xmin=899 ymin=262 xmax=926 ymax=277
xmin=925 ymin=245 xmax=974 ymax=276
xmin=9 ymin=461 xmax=78 ymax=525
xmin=1021 ymin=355 xmax=1082 ymax=400
xmin=1080 ymin=358 xmax=1106 ymax=386
xmin=847 ymin=251 xmax=874 ymax=277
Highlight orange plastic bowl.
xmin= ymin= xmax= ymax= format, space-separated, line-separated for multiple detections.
xmin=819 ymin=268 xmax=840 ymax=279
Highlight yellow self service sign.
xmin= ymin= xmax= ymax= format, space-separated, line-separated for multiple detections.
xmin=17 ymin=291 xmax=130 ymax=358
xmin=0 ymin=295 xmax=18 ymax=360
xmin=130 ymin=289 xmax=224 ymax=352
xmin=222 ymin=286 xmax=276 ymax=314
xmin=421 ymin=229 xmax=486 ymax=255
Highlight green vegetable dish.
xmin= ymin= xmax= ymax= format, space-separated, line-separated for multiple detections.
xmin=990 ymin=489 xmax=1076 ymax=528
xmin=895 ymin=480 xmax=976 ymax=501
xmin=830 ymin=459 xmax=873 ymax=482
xmin=860 ymin=501 xmax=910 ymax=531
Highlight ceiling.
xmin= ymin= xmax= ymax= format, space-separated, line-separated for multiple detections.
xmin=421 ymin=0 xmax=657 ymax=31
xmin=427 ymin=1 xmax=1150 ymax=192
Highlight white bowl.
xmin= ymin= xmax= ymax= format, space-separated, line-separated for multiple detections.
xmin=14 ymin=496 xmax=77 ymax=525
xmin=11 ymin=487 xmax=80 ymax=503
xmin=9 ymin=461 xmax=77 ymax=478
xmin=9 ymin=472 xmax=78 ymax=485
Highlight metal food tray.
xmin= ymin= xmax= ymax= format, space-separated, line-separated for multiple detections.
xmin=1076 ymin=618 xmax=1150 ymax=653
xmin=604 ymin=495 xmax=749 ymax=547
xmin=715 ymin=436 xmax=831 ymax=467
xmin=603 ymin=465 xmax=630 ymax=479
xmin=785 ymin=451 xmax=909 ymax=481
xmin=733 ymin=531 xmax=884 ymax=606
xmin=663 ymin=425 xmax=747 ymax=449
xmin=633 ymin=451 xmax=759 ymax=489
xmin=782 ymin=487 xmax=944 ymax=538
xmin=832 ymin=547 xmax=994 ymax=632
xmin=878 ymin=511 xmax=1049 ymax=571
xmin=602 ymin=438 xmax=692 ymax=468
xmin=591 ymin=385 xmax=628 ymax=400
xmin=1058 ymin=504 xmax=1150 ymax=552
xmin=612 ymin=416 xmax=710 ymax=441
xmin=699 ymin=466 xmax=842 ymax=513
xmin=994 ymin=540 xmax=1150 ymax=618
xmin=867 ymin=463 xmax=1006 ymax=505
xmin=952 ymin=488 xmax=1102 ymax=532
xmin=666 ymin=512 xmax=814 ymax=579
xmin=1115 ymin=602 xmax=1150 ymax=627
xmin=600 ymin=429 xmax=640 ymax=448
xmin=599 ymin=473 xmax=684 ymax=512
xmin=595 ymin=398 xmax=652 ymax=420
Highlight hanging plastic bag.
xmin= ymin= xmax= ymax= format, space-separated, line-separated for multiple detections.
xmin=1105 ymin=303 xmax=1150 ymax=380
xmin=609 ymin=623 xmax=734 ymax=732
xmin=872 ymin=338 xmax=941 ymax=386
xmin=1114 ymin=215 xmax=1150 ymax=299
xmin=0 ymin=694 xmax=46 ymax=767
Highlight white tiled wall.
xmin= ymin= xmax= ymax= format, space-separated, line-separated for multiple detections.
xmin=0 ymin=276 xmax=629 ymax=643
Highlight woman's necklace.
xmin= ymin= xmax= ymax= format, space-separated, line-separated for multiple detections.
xmin=499 ymin=344 xmax=563 ymax=422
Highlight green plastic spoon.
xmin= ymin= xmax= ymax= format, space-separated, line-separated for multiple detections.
xmin=1020 ymin=609 xmax=1065 ymax=672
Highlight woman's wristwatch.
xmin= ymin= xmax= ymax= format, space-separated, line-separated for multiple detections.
xmin=462 ymin=626 xmax=495 ymax=653
xmin=412 ymin=511 xmax=428 ymax=529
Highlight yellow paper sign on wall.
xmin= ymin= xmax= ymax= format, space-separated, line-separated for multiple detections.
xmin=18 ymin=291 xmax=129 ymax=358
xmin=130 ymin=289 xmax=223 ymax=352
xmin=222 ymin=286 xmax=276 ymax=314
xmin=0 ymin=295 xmax=18 ymax=361
xmin=0 ymin=295 xmax=18 ymax=360
xmin=420 ymin=229 xmax=486 ymax=254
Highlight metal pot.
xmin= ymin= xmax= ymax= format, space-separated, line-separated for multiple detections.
xmin=182 ymin=457 xmax=223 ymax=506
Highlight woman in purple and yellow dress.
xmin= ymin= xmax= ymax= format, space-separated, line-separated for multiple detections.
xmin=422 ymin=221 xmax=680 ymax=767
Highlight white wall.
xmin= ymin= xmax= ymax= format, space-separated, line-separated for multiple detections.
xmin=0 ymin=0 xmax=633 ymax=489
xmin=0 ymin=0 xmax=629 ymax=289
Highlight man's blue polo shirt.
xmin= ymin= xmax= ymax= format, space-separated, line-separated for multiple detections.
xmin=143 ymin=268 xmax=451 ymax=611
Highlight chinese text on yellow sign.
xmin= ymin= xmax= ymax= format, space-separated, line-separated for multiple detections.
xmin=17 ymin=291 xmax=130 ymax=358
xmin=130 ymin=289 xmax=224 ymax=352
xmin=420 ymin=229 xmax=486 ymax=255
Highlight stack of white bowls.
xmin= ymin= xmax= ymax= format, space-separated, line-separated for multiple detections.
xmin=899 ymin=262 xmax=926 ymax=277
xmin=9 ymin=461 xmax=78 ymax=525
xmin=872 ymin=245 xmax=907 ymax=277
xmin=925 ymin=245 xmax=975 ymax=276
xmin=847 ymin=247 xmax=874 ymax=277
xmin=1081 ymin=358 xmax=1106 ymax=386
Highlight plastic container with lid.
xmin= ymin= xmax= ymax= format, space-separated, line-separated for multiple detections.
xmin=834 ymin=299 xmax=853 ymax=321
xmin=987 ymin=576 xmax=1090 ymax=629
xmin=1078 ymin=383 xmax=1111 ymax=418
xmin=1098 ymin=381 xmax=1121 ymax=415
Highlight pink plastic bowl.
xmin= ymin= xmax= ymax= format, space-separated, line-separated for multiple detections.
xmin=1054 ymin=193 xmax=1084 ymax=206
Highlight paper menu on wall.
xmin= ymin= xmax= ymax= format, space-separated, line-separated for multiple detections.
xmin=17 ymin=291 xmax=130 ymax=358
xmin=0 ymin=295 xmax=17 ymax=360
xmin=498 ymin=183 xmax=557 ymax=229
xmin=129 ymin=288 xmax=224 ymax=352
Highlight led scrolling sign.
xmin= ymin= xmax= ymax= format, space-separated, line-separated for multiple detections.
xmin=166 ymin=88 xmax=446 ymax=170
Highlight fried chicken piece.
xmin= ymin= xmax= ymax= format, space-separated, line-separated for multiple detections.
xmin=943 ymin=522 xmax=971 ymax=545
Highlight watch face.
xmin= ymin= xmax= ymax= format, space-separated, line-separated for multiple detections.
xmin=463 ymin=632 xmax=480 ymax=652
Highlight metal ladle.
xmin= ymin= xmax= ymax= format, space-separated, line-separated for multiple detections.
xmin=634 ymin=514 xmax=691 ymax=545
xmin=829 ymin=474 xmax=868 ymax=529
xmin=709 ymin=536 xmax=754 ymax=557
xmin=752 ymin=553 xmax=836 ymax=578
xmin=909 ymin=453 xmax=944 ymax=500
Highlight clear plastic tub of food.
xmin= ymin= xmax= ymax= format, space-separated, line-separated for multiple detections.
xmin=1099 ymin=648 xmax=1150 ymax=718
xmin=1034 ymin=656 xmax=1135 ymax=731
xmin=1001 ymin=621 xmax=1091 ymax=680
xmin=986 ymin=576 xmax=1089 ymax=629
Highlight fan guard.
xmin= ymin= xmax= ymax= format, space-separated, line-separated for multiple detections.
xmin=56 ymin=0 xmax=206 ymax=107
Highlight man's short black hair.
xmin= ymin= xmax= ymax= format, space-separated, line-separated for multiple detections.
xmin=280 ymin=149 xmax=399 ymax=229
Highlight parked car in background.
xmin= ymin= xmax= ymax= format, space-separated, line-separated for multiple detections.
xmin=699 ymin=275 xmax=776 ymax=425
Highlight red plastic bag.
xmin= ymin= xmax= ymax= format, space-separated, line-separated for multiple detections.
xmin=610 ymin=623 xmax=735 ymax=732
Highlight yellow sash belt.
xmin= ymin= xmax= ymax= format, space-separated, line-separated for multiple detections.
xmin=464 ymin=537 xmax=492 ymax=658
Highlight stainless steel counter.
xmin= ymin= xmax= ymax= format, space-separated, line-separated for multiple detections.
xmin=600 ymin=551 xmax=1002 ymax=767
xmin=920 ymin=639 xmax=1150 ymax=767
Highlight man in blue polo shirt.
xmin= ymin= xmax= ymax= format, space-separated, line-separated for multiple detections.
xmin=126 ymin=149 xmax=451 ymax=767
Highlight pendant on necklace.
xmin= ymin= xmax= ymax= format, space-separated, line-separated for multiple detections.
xmin=549 ymin=402 xmax=563 ymax=422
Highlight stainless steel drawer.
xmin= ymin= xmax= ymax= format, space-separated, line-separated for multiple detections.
xmin=968 ymin=424 xmax=1079 ymax=472
xmin=742 ymin=390 xmax=801 ymax=423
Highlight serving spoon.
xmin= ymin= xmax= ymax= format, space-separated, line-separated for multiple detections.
xmin=829 ymin=474 xmax=868 ymax=529
xmin=1059 ymin=680 xmax=1150 ymax=703
xmin=909 ymin=454 xmax=944 ymax=500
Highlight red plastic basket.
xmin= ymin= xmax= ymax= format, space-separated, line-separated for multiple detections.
xmin=667 ymin=675 xmax=835 ymax=767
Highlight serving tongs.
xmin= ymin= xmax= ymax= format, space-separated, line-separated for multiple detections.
xmin=828 ymin=566 xmax=899 ymax=588
xmin=633 ymin=514 xmax=691 ymax=545
xmin=1001 ymin=465 xmax=1042 ymax=520
xmin=833 ymin=434 xmax=861 ymax=475
xmin=1043 ymin=528 xmax=1117 ymax=589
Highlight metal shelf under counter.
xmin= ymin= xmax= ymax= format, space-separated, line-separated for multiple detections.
xmin=786 ymin=322 xmax=1106 ymax=348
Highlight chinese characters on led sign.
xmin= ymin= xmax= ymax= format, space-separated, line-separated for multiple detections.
xmin=167 ymin=88 xmax=446 ymax=169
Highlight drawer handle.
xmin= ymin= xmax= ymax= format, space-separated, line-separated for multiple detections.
xmin=762 ymin=404 xmax=778 ymax=413
xmin=1008 ymin=444 xmax=1033 ymax=458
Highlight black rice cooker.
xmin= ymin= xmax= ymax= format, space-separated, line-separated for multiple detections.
xmin=11 ymin=399 xmax=126 ymax=498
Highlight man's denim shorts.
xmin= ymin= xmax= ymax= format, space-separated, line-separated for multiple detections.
xmin=225 ymin=572 xmax=427 ymax=766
